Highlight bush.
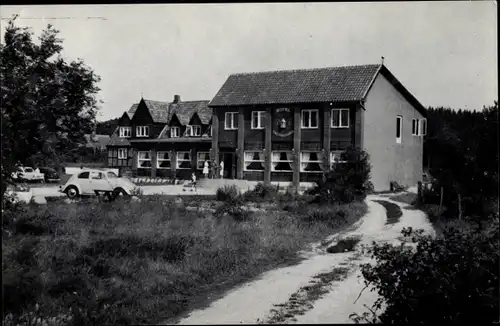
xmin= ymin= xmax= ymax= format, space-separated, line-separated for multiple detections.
xmin=215 ymin=185 xmax=240 ymax=202
xmin=353 ymin=222 xmax=500 ymax=324
xmin=309 ymin=147 xmax=373 ymax=204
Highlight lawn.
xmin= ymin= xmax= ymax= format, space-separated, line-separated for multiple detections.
xmin=2 ymin=192 xmax=367 ymax=325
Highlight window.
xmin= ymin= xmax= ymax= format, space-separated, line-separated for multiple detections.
xmin=420 ymin=118 xmax=427 ymax=136
xmin=271 ymin=151 xmax=293 ymax=172
xmin=412 ymin=119 xmax=419 ymax=136
xmin=396 ymin=116 xmax=403 ymax=144
xmin=136 ymin=126 xmax=149 ymax=137
xmin=197 ymin=152 xmax=210 ymax=169
xmin=301 ymin=109 xmax=318 ymax=129
xmin=331 ymin=109 xmax=349 ymax=128
xmin=77 ymin=172 xmax=89 ymax=179
xmin=186 ymin=125 xmax=202 ymax=137
xmin=157 ymin=151 xmax=171 ymax=169
xmin=244 ymin=151 xmax=265 ymax=171
xmin=24 ymin=167 xmax=34 ymax=173
xmin=225 ymin=112 xmax=238 ymax=130
xmin=107 ymin=172 xmax=118 ymax=178
xmin=119 ymin=126 xmax=131 ymax=138
xmin=170 ymin=127 xmax=180 ymax=138
xmin=330 ymin=151 xmax=347 ymax=166
xmin=137 ymin=151 xmax=152 ymax=168
xmin=90 ymin=171 xmax=103 ymax=179
xmin=177 ymin=151 xmax=192 ymax=169
xmin=118 ymin=148 xmax=127 ymax=159
xmin=300 ymin=151 xmax=324 ymax=172
xmin=251 ymin=111 xmax=265 ymax=129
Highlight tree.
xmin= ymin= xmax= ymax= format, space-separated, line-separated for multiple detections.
xmin=1 ymin=20 xmax=101 ymax=197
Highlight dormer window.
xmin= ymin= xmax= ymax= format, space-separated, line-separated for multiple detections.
xmin=136 ymin=126 xmax=149 ymax=137
xmin=119 ymin=126 xmax=131 ymax=138
xmin=186 ymin=125 xmax=201 ymax=137
xmin=170 ymin=126 xmax=180 ymax=138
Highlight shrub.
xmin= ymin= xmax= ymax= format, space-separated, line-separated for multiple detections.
xmin=215 ymin=185 xmax=240 ymax=202
xmin=309 ymin=147 xmax=373 ymax=204
xmin=326 ymin=237 xmax=361 ymax=253
xmin=353 ymin=223 xmax=500 ymax=324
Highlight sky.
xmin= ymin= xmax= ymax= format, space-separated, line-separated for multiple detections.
xmin=1 ymin=2 xmax=497 ymax=121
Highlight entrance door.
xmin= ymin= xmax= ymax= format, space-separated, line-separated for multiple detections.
xmin=219 ymin=152 xmax=236 ymax=179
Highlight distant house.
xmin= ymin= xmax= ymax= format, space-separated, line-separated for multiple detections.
xmin=84 ymin=133 xmax=110 ymax=151
xmin=209 ymin=63 xmax=427 ymax=191
xmin=106 ymin=95 xmax=212 ymax=179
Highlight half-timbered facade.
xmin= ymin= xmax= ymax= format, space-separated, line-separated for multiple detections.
xmin=209 ymin=64 xmax=427 ymax=191
xmin=107 ymin=95 xmax=212 ymax=179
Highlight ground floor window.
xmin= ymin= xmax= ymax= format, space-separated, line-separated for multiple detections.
xmin=300 ymin=151 xmax=324 ymax=172
xmin=244 ymin=151 xmax=265 ymax=171
xmin=330 ymin=150 xmax=347 ymax=166
xmin=272 ymin=151 xmax=293 ymax=172
xmin=177 ymin=151 xmax=191 ymax=169
xmin=157 ymin=151 xmax=171 ymax=169
xmin=197 ymin=152 xmax=210 ymax=169
xmin=137 ymin=151 xmax=152 ymax=168
xmin=118 ymin=148 xmax=128 ymax=159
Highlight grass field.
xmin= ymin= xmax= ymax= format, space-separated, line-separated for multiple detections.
xmin=2 ymin=193 xmax=367 ymax=325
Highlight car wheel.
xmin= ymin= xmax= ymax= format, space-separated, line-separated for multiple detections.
xmin=66 ymin=186 xmax=79 ymax=199
xmin=113 ymin=187 xmax=129 ymax=199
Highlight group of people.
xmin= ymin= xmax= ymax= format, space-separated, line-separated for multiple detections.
xmin=190 ymin=160 xmax=225 ymax=191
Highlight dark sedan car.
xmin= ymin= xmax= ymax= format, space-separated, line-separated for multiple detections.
xmin=38 ymin=167 xmax=61 ymax=183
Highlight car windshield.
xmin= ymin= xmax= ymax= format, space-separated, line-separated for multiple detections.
xmin=24 ymin=168 xmax=33 ymax=172
xmin=107 ymin=172 xmax=118 ymax=179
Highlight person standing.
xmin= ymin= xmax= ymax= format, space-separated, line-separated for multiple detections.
xmin=203 ymin=160 xmax=209 ymax=179
xmin=191 ymin=172 xmax=197 ymax=192
xmin=219 ymin=161 xmax=224 ymax=179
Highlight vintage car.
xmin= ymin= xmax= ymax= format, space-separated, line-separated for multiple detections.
xmin=11 ymin=166 xmax=45 ymax=182
xmin=38 ymin=167 xmax=61 ymax=183
xmin=59 ymin=169 xmax=136 ymax=200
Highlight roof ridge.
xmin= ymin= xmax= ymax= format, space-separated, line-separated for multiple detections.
xmin=229 ymin=63 xmax=382 ymax=77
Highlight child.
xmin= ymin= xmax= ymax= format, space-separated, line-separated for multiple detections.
xmin=191 ymin=172 xmax=197 ymax=192
xmin=203 ymin=160 xmax=209 ymax=179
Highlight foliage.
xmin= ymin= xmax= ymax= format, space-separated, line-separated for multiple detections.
xmin=423 ymin=102 xmax=499 ymax=220
xmin=355 ymin=223 xmax=499 ymax=324
xmin=1 ymin=20 xmax=101 ymax=197
xmin=2 ymin=197 xmax=366 ymax=325
xmin=309 ymin=147 xmax=373 ymax=204
xmin=215 ymin=184 xmax=240 ymax=202
xmin=241 ymin=183 xmax=279 ymax=202
xmin=95 ymin=117 xmax=119 ymax=136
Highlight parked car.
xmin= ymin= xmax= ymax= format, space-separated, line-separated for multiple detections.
xmin=11 ymin=166 xmax=45 ymax=183
xmin=59 ymin=169 xmax=136 ymax=200
xmin=38 ymin=167 xmax=61 ymax=183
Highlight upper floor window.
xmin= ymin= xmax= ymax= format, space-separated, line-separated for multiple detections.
xmin=186 ymin=125 xmax=202 ymax=137
xmin=396 ymin=115 xmax=403 ymax=144
xmin=420 ymin=118 xmax=427 ymax=136
xmin=301 ymin=109 xmax=318 ymax=129
xmin=331 ymin=109 xmax=349 ymax=128
xmin=119 ymin=126 xmax=131 ymax=138
xmin=170 ymin=126 xmax=180 ymax=138
xmin=251 ymin=111 xmax=265 ymax=129
xmin=412 ymin=118 xmax=419 ymax=136
xmin=136 ymin=126 xmax=149 ymax=137
xmin=225 ymin=112 xmax=238 ymax=130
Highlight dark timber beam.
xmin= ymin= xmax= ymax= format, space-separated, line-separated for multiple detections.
xmin=264 ymin=107 xmax=272 ymax=186
xmin=292 ymin=106 xmax=301 ymax=191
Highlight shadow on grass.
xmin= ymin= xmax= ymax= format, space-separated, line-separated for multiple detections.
xmin=373 ymin=200 xmax=403 ymax=225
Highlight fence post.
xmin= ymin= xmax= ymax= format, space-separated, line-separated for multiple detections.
xmin=439 ymin=187 xmax=444 ymax=211
xmin=417 ymin=181 xmax=422 ymax=204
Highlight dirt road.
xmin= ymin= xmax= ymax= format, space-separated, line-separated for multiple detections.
xmin=168 ymin=195 xmax=435 ymax=325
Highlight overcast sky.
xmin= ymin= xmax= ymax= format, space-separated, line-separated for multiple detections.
xmin=1 ymin=2 xmax=497 ymax=121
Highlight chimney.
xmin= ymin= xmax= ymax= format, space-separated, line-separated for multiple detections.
xmin=173 ymin=94 xmax=181 ymax=103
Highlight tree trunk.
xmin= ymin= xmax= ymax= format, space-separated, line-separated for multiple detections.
xmin=439 ymin=187 xmax=444 ymax=210
xmin=458 ymin=193 xmax=462 ymax=220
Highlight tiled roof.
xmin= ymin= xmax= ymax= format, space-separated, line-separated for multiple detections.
xmin=209 ymin=64 xmax=382 ymax=106
xmin=126 ymin=104 xmax=138 ymax=119
xmin=84 ymin=134 xmax=111 ymax=148
xmin=143 ymin=100 xmax=170 ymax=123
xmin=169 ymin=100 xmax=211 ymax=125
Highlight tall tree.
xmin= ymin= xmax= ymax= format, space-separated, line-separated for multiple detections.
xmin=1 ymin=20 xmax=101 ymax=196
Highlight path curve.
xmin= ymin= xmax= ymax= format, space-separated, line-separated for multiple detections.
xmin=164 ymin=195 xmax=434 ymax=325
